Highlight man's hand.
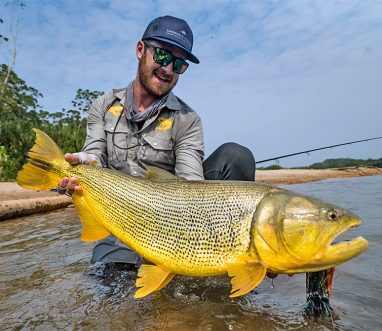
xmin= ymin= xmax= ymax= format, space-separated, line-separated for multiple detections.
xmin=65 ymin=153 xmax=80 ymax=165
xmin=57 ymin=153 xmax=82 ymax=196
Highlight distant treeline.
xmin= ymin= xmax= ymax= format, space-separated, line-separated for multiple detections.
xmin=304 ymin=157 xmax=382 ymax=169
xmin=259 ymin=157 xmax=382 ymax=170
xmin=0 ymin=64 xmax=103 ymax=181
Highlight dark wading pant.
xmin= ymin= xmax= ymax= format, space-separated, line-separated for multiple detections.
xmin=90 ymin=142 xmax=256 ymax=266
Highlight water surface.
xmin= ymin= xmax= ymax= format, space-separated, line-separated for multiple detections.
xmin=1 ymin=175 xmax=381 ymax=330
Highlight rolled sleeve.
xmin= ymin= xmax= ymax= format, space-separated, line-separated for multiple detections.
xmin=173 ymin=112 xmax=204 ymax=180
xmin=82 ymin=94 xmax=108 ymax=167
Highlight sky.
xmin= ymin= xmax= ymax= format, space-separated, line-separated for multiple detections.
xmin=1 ymin=0 xmax=381 ymax=167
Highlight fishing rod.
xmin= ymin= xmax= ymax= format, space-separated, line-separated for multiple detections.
xmin=255 ymin=136 xmax=382 ymax=164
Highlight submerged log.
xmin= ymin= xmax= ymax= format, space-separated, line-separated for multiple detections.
xmin=0 ymin=196 xmax=72 ymax=221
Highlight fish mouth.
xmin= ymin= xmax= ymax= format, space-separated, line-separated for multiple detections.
xmin=322 ymin=219 xmax=368 ymax=266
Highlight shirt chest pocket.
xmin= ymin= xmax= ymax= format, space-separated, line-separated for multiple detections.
xmin=141 ymin=134 xmax=175 ymax=169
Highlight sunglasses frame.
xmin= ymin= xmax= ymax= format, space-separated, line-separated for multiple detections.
xmin=143 ymin=41 xmax=189 ymax=74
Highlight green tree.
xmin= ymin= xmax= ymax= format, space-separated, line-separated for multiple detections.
xmin=71 ymin=88 xmax=104 ymax=116
xmin=1 ymin=2 xmax=103 ymax=181
xmin=43 ymin=88 xmax=103 ymax=154
xmin=0 ymin=64 xmax=44 ymax=180
xmin=0 ymin=64 xmax=104 ymax=180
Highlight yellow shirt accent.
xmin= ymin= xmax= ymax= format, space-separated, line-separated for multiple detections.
xmin=156 ymin=116 xmax=173 ymax=131
xmin=108 ymin=105 xmax=124 ymax=116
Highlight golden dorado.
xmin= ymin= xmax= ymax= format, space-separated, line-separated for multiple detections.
xmin=17 ymin=129 xmax=368 ymax=299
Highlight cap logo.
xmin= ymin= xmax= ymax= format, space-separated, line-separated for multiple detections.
xmin=166 ymin=28 xmax=191 ymax=48
xmin=181 ymin=30 xmax=187 ymax=35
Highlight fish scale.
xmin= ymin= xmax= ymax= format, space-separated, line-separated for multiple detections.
xmin=17 ymin=129 xmax=368 ymax=298
xmin=70 ymin=165 xmax=271 ymax=275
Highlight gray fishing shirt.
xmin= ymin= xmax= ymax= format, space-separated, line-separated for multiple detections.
xmin=82 ymin=85 xmax=205 ymax=180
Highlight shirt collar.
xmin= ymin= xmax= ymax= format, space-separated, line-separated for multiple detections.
xmin=165 ymin=92 xmax=181 ymax=111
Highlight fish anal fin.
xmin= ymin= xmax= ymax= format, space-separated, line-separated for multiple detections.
xmin=134 ymin=264 xmax=175 ymax=298
xmin=72 ymin=194 xmax=110 ymax=242
xmin=155 ymin=272 xmax=176 ymax=291
xmin=227 ymin=257 xmax=267 ymax=298
xmin=146 ymin=166 xmax=179 ymax=180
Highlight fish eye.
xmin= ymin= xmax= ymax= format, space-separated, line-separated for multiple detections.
xmin=327 ymin=210 xmax=339 ymax=221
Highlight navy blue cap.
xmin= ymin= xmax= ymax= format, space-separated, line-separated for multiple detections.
xmin=142 ymin=15 xmax=199 ymax=64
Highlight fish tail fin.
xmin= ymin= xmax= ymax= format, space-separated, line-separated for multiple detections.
xmin=17 ymin=128 xmax=68 ymax=191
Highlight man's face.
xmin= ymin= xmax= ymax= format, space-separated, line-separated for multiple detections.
xmin=137 ymin=40 xmax=187 ymax=98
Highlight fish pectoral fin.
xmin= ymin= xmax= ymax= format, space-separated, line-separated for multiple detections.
xmin=72 ymin=194 xmax=110 ymax=242
xmin=227 ymin=258 xmax=267 ymax=298
xmin=134 ymin=264 xmax=175 ymax=299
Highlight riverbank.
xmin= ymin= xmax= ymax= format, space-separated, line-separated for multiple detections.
xmin=1 ymin=166 xmax=381 ymax=220
xmin=255 ymin=166 xmax=382 ymax=184
xmin=0 ymin=182 xmax=71 ymax=220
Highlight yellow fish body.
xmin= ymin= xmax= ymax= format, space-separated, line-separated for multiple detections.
xmin=17 ymin=129 xmax=368 ymax=298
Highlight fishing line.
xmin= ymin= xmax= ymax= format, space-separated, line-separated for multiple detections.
xmin=256 ymin=136 xmax=382 ymax=164
xmin=111 ymin=108 xmax=147 ymax=162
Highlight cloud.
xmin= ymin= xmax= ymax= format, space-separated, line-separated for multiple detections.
xmin=2 ymin=0 xmax=381 ymax=166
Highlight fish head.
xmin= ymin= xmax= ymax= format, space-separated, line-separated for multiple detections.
xmin=253 ymin=191 xmax=368 ymax=274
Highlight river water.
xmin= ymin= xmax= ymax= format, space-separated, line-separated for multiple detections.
xmin=0 ymin=175 xmax=381 ymax=330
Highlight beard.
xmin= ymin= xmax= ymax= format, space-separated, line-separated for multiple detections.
xmin=137 ymin=53 xmax=178 ymax=98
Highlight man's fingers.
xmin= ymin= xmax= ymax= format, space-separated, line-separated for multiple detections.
xmin=58 ymin=177 xmax=69 ymax=188
xmin=64 ymin=153 xmax=80 ymax=165
xmin=57 ymin=177 xmax=81 ymax=196
xmin=66 ymin=178 xmax=82 ymax=195
xmin=66 ymin=178 xmax=78 ymax=195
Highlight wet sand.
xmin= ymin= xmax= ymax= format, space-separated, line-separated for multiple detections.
xmin=255 ymin=166 xmax=382 ymax=184
xmin=0 ymin=183 xmax=58 ymax=202
xmin=0 ymin=183 xmax=71 ymax=221
xmin=1 ymin=166 xmax=381 ymax=220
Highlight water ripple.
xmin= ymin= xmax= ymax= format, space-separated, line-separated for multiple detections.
xmin=1 ymin=176 xmax=381 ymax=330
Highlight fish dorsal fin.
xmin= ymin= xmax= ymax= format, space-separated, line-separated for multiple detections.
xmin=134 ymin=264 xmax=175 ymax=298
xmin=72 ymin=194 xmax=110 ymax=242
xmin=146 ymin=166 xmax=178 ymax=180
xmin=226 ymin=256 xmax=267 ymax=297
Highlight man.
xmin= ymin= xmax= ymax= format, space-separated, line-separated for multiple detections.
xmin=58 ymin=15 xmax=256 ymax=268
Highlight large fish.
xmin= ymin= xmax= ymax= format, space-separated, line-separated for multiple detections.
xmin=17 ymin=129 xmax=368 ymax=299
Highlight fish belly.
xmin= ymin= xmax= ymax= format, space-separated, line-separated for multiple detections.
xmin=76 ymin=168 xmax=273 ymax=276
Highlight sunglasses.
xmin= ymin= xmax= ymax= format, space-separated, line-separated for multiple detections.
xmin=144 ymin=41 xmax=189 ymax=74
